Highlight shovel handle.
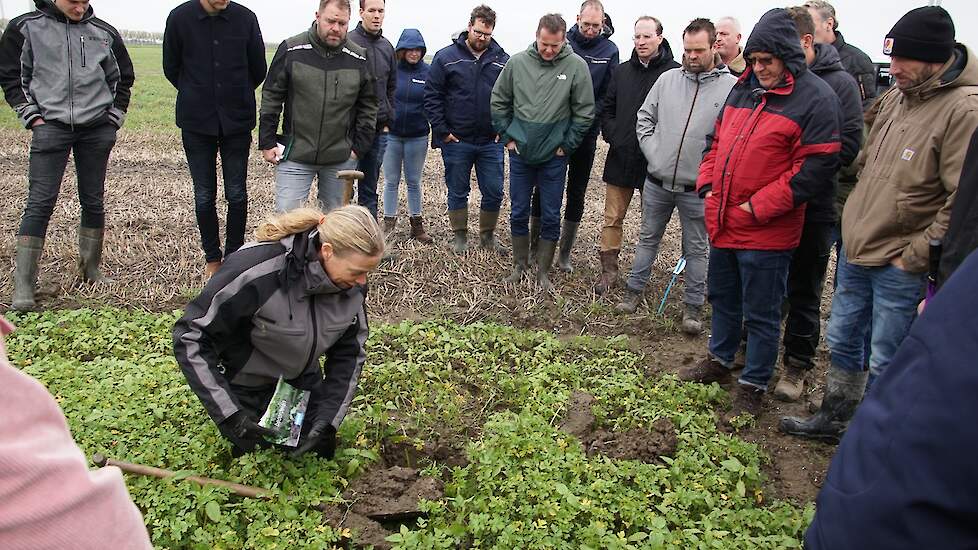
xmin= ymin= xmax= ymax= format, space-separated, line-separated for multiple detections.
xmin=91 ymin=453 xmax=271 ymax=499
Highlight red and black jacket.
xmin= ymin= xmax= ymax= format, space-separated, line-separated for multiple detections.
xmin=696 ymin=8 xmax=842 ymax=250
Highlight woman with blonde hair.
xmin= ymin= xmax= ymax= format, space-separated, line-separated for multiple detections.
xmin=173 ymin=205 xmax=384 ymax=458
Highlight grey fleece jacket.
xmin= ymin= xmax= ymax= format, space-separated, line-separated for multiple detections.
xmin=636 ymin=59 xmax=736 ymax=192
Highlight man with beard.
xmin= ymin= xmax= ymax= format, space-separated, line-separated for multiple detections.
xmin=424 ymin=5 xmax=510 ymax=254
xmin=529 ymin=0 xmax=618 ymax=273
xmin=593 ymin=15 xmax=678 ymax=295
xmin=259 ymin=0 xmax=378 ymax=213
xmin=781 ymin=6 xmax=978 ymax=442
xmin=616 ymin=18 xmax=735 ymax=338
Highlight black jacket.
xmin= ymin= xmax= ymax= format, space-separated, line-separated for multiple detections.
xmin=833 ymin=31 xmax=878 ymax=110
xmin=163 ymin=0 xmax=266 ymax=136
xmin=807 ymin=43 xmax=863 ymax=224
xmin=349 ymin=23 xmax=396 ymax=131
xmin=939 ymin=128 xmax=978 ymax=286
xmin=600 ymin=42 xmax=679 ymax=189
xmin=173 ymin=229 xmax=368 ymax=429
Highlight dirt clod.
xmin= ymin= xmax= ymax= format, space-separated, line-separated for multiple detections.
xmin=559 ymin=392 xmax=678 ymax=463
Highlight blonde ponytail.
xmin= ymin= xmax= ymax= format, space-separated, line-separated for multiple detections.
xmin=255 ymin=205 xmax=385 ymax=257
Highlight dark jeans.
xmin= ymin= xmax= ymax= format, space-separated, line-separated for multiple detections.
xmin=356 ymin=131 xmax=389 ymax=219
xmin=182 ymin=130 xmax=251 ymax=263
xmin=782 ymin=222 xmax=835 ymax=367
xmin=709 ymin=247 xmax=793 ymax=390
xmin=530 ymin=130 xmax=597 ymax=223
xmin=509 ymin=152 xmax=568 ymax=241
xmin=19 ymin=122 xmax=118 ymax=238
xmin=441 ymin=140 xmax=504 ymax=212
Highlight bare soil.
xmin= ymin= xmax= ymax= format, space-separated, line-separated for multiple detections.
xmin=0 ymin=129 xmax=836 ymax=507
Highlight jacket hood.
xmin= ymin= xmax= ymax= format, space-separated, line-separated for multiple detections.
xmin=278 ymin=230 xmax=346 ymax=297
xmin=36 ymin=0 xmax=94 ymax=22
xmin=602 ymin=13 xmax=615 ymax=38
xmin=810 ymin=43 xmax=844 ymax=74
xmin=628 ymin=38 xmax=677 ymax=69
xmin=568 ymin=24 xmax=611 ymax=49
xmin=526 ymin=40 xmax=574 ymax=64
xmin=905 ymin=44 xmax=978 ymax=100
xmin=744 ymin=8 xmax=808 ymax=77
xmin=395 ymin=28 xmax=426 ymax=57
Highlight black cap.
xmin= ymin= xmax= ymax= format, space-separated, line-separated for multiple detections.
xmin=884 ymin=6 xmax=955 ymax=63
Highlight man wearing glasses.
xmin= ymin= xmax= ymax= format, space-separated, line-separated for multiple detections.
xmin=680 ymin=8 xmax=842 ymax=423
xmin=425 ymin=5 xmax=510 ymax=254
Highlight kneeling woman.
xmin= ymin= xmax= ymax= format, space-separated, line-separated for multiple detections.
xmin=174 ymin=206 xmax=384 ymax=458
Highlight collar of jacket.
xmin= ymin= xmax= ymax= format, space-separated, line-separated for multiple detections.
xmin=354 ymin=22 xmax=384 ymax=41
xmin=903 ymin=45 xmax=977 ymax=102
xmin=194 ymin=0 xmax=230 ymax=20
xmin=740 ymin=67 xmax=797 ymax=98
xmin=526 ymin=40 xmax=573 ymax=64
xmin=279 ymin=230 xmax=347 ymax=298
xmin=833 ymin=31 xmax=849 ymax=51
xmin=628 ymin=38 xmax=676 ymax=70
xmin=810 ymin=43 xmax=844 ymax=75
xmin=454 ymin=32 xmax=503 ymax=60
xmin=681 ymin=54 xmax=730 ymax=82
xmin=567 ymin=25 xmax=606 ymax=51
xmin=36 ymin=0 xmax=94 ymax=23
xmin=307 ymin=23 xmax=346 ymax=55
xmin=398 ymin=59 xmax=427 ymax=71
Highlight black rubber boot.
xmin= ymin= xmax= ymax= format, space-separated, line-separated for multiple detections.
xmin=11 ymin=236 xmax=44 ymax=311
xmin=779 ymin=367 xmax=869 ymax=443
xmin=504 ymin=235 xmax=530 ymax=283
xmin=78 ymin=227 xmax=112 ymax=284
xmin=556 ymin=220 xmax=580 ymax=273
xmin=535 ymin=239 xmax=557 ymax=292
xmin=447 ymin=209 xmax=468 ymax=254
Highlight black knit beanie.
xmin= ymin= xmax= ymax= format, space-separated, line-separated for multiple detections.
xmin=884 ymin=6 xmax=955 ymax=63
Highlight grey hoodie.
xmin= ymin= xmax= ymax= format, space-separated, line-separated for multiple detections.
xmin=636 ymin=58 xmax=736 ymax=192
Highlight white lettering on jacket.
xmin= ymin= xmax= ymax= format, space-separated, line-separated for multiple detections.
xmin=412 ymin=78 xmax=426 ymax=84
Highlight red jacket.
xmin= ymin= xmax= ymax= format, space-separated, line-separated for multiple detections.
xmin=697 ymin=8 xmax=842 ymax=250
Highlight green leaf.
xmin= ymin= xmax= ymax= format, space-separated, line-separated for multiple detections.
xmin=204 ymin=501 xmax=222 ymax=523
xmin=736 ymin=480 xmax=746 ymax=498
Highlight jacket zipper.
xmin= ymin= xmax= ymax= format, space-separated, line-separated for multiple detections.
xmin=80 ymin=35 xmax=87 ymax=68
xmin=65 ymin=21 xmax=75 ymax=129
xmin=314 ymin=72 xmax=331 ymax=165
xmin=671 ymin=78 xmax=701 ymax=188
xmin=302 ymin=295 xmax=319 ymax=370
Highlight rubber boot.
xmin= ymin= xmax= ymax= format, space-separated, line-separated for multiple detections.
xmin=535 ymin=239 xmax=558 ymax=292
xmin=11 ymin=236 xmax=44 ymax=311
xmin=78 ymin=227 xmax=112 ymax=284
xmin=447 ymin=209 xmax=468 ymax=254
xmin=594 ymin=249 xmax=619 ymax=295
xmin=504 ymin=235 xmax=530 ymax=283
xmin=556 ymin=220 xmax=580 ymax=273
xmin=528 ymin=216 xmax=540 ymax=264
xmin=478 ymin=210 xmax=506 ymax=255
xmin=409 ymin=216 xmax=433 ymax=244
xmin=779 ymin=367 xmax=869 ymax=443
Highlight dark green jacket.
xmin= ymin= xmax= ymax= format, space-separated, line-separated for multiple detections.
xmin=490 ymin=41 xmax=595 ymax=165
xmin=259 ymin=26 xmax=378 ymax=165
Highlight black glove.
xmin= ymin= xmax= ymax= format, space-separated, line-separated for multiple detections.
xmin=291 ymin=419 xmax=337 ymax=459
xmin=218 ymin=411 xmax=277 ymax=456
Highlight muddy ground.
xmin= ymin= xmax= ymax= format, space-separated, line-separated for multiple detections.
xmin=0 ymin=129 xmax=838 ymax=511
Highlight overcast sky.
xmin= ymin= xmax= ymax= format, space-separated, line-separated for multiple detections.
xmin=2 ymin=0 xmax=976 ymax=62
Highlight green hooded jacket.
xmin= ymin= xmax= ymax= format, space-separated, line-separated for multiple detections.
xmin=490 ymin=41 xmax=595 ymax=165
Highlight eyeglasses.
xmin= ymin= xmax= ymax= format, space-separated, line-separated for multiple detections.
xmin=746 ymin=55 xmax=776 ymax=67
xmin=580 ymin=22 xmax=602 ymax=31
xmin=471 ymin=29 xmax=492 ymax=39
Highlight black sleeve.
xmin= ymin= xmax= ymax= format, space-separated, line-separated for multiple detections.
xmin=352 ymin=68 xmax=379 ymax=157
xmin=258 ymin=41 xmax=289 ymax=150
xmin=162 ymin=13 xmax=181 ymax=89
xmin=247 ymin=14 xmax=267 ymax=89
xmin=0 ymin=19 xmax=40 ymax=126
xmin=836 ymin=74 xmax=864 ymax=167
xmin=316 ymin=303 xmax=368 ymax=428
xmin=108 ymin=29 xmax=135 ymax=112
xmin=600 ymin=67 xmax=618 ymax=145
xmin=939 ymin=129 xmax=978 ymax=287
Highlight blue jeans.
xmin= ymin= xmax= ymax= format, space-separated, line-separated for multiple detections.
xmin=441 ymin=140 xmax=504 ymax=212
xmin=20 ymin=122 xmax=118 ymax=237
xmin=708 ymin=247 xmax=793 ymax=390
xmin=508 ymin=152 xmax=567 ymax=241
xmin=274 ymin=157 xmax=357 ymax=213
xmin=382 ymin=135 xmax=427 ymax=217
xmin=182 ymin=130 xmax=251 ymax=263
xmin=356 ymin=131 xmax=388 ymax=218
xmin=826 ymin=248 xmax=925 ymax=379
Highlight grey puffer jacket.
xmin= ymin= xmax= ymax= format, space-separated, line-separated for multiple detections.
xmin=636 ymin=58 xmax=736 ymax=192
xmin=173 ymin=229 xmax=368 ymax=430
xmin=0 ymin=0 xmax=134 ymax=128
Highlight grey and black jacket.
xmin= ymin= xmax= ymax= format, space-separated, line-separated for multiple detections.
xmin=259 ymin=25 xmax=378 ymax=165
xmin=0 ymin=0 xmax=134 ymax=129
xmin=173 ymin=229 xmax=369 ymax=430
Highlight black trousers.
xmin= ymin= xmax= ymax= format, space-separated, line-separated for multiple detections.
xmin=782 ymin=222 xmax=835 ymax=368
xmin=182 ymin=129 xmax=251 ymax=263
xmin=530 ymin=130 xmax=598 ymax=224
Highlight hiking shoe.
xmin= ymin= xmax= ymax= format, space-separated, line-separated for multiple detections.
xmin=773 ymin=358 xmax=808 ymax=402
xmin=681 ymin=304 xmax=703 ymax=335
xmin=678 ymin=357 xmax=732 ymax=384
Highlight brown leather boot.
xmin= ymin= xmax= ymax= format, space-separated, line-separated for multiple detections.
xmin=409 ymin=216 xmax=433 ymax=244
xmin=678 ymin=357 xmax=732 ymax=384
xmin=593 ymin=249 xmax=619 ymax=295
xmin=205 ymin=261 xmax=222 ymax=278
